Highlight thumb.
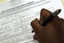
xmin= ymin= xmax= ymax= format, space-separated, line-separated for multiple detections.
xmin=31 ymin=18 xmax=43 ymax=34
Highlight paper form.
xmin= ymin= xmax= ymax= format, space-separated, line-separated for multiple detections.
xmin=0 ymin=0 xmax=48 ymax=13
xmin=0 ymin=8 xmax=53 ymax=43
xmin=0 ymin=0 xmax=64 ymax=43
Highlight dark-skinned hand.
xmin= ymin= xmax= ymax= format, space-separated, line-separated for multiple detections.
xmin=31 ymin=9 xmax=64 ymax=43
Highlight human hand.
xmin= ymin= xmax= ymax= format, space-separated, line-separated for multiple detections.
xmin=31 ymin=9 xmax=64 ymax=43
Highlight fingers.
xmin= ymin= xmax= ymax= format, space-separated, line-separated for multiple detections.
xmin=31 ymin=18 xmax=44 ymax=34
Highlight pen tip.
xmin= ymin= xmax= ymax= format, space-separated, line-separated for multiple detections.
xmin=58 ymin=9 xmax=61 ymax=12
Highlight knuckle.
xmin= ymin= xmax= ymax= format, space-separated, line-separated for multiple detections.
xmin=31 ymin=20 xmax=35 ymax=26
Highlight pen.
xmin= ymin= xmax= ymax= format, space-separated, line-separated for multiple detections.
xmin=32 ymin=9 xmax=61 ymax=32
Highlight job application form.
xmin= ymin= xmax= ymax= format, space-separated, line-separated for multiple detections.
xmin=0 ymin=0 xmax=64 ymax=43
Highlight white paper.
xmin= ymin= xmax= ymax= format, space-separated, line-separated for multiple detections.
xmin=0 ymin=0 xmax=64 ymax=43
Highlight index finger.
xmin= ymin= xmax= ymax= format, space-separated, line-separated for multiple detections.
xmin=40 ymin=9 xmax=52 ymax=23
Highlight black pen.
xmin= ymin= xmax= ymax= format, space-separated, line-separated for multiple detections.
xmin=41 ymin=9 xmax=61 ymax=26
xmin=32 ymin=9 xmax=61 ymax=32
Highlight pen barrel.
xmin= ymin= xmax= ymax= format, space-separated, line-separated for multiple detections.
xmin=41 ymin=14 xmax=54 ymax=26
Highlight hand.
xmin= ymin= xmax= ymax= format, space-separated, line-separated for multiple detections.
xmin=31 ymin=9 xmax=64 ymax=43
